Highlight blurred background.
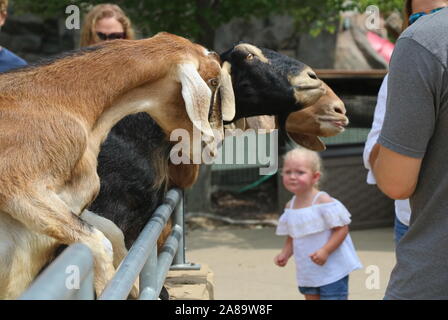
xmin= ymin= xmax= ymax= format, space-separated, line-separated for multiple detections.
xmin=2 ymin=0 xmax=405 ymax=230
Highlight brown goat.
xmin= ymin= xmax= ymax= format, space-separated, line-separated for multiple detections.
xmin=285 ymin=82 xmax=348 ymax=151
xmin=222 ymin=81 xmax=348 ymax=152
xmin=0 ymin=32 xmax=234 ymax=299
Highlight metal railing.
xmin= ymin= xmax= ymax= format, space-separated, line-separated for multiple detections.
xmin=20 ymin=188 xmax=198 ymax=300
xmin=19 ymin=243 xmax=95 ymax=300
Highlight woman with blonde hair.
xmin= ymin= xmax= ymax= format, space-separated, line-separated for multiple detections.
xmin=80 ymin=3 xmax=135 ymax=47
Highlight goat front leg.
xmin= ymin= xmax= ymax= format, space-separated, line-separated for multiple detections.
xmin=81 ymin=210 xmax=128 ymax=268
xmin=81 ymin=210 xmax=140 ymax=298
xmin=3 ymin=191 xmax=115 ymax=297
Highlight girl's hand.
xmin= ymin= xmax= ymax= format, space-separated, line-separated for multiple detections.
xmin=274 ymin=252 xmax=289 ymax=267
xmin=309 ymin=248 xmax=329 ymax=266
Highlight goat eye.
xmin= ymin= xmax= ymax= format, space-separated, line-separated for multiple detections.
xmin=246 ymin=53 xmax=254 ymax=60
xmin=209 ymin=78 xmax=219 ymax=87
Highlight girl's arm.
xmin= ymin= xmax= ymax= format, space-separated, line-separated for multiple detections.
xmin=310 ymin=226 xmax=349 ymax=266
xmin=274 ymin=236 xmax=293 ymax=267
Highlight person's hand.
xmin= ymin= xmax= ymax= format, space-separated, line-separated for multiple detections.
xmin=274 ymin=252 xmax=289 ymax=267
xmin=309 ymin=248 xmax=329 ymax=266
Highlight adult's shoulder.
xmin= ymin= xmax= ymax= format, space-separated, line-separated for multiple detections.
xmin=397 ymin=8 xmax=448 ymax=68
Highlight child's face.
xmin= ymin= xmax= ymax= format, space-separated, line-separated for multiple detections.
xmin=282 ymin=157 xmax=320 ymax=194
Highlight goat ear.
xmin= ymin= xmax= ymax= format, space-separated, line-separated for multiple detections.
xmin=220 ymin=62 xmax=236 ymax=121
xmin=177 ymin=63 xmax=215 ymax=146
xmin=287 ymin=132 xmax=326 ymax=151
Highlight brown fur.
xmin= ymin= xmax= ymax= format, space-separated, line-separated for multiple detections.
xmin=154 ymin=83 xmax=348 ymax=256
xmin=286 ymin=82 xmax=349 ymax=151
xmin=0 ymin=32 xmax=229 ymax=299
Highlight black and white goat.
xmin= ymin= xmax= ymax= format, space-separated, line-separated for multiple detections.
xmin=85 ymin=43 xmax=348 ymax=262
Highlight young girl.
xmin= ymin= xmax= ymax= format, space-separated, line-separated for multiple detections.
xmin=274 ymin=147 xmax=362 ymax=300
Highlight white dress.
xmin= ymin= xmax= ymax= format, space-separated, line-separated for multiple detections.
xmin=276 ymin=192 xmax=363 ymax=287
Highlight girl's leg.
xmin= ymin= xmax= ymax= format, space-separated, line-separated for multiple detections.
xmin=299 ymin=286 xmax=320 ymax=300
xmin=304 ymin=294 xmax=320 ymax=300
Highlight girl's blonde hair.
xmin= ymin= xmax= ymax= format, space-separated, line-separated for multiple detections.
xmin=283 ymin=147 xmax=324 ymax=187
xmin=80 ymin=3 xmax=135 ymax=47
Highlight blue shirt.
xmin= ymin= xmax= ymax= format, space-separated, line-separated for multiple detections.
xmin=0 ymin=47 xmax=27 ymax=72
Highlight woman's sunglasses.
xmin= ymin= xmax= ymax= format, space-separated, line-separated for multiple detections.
xmin=409 ymin=7 xmax=446 ymax=25
xmin=96 ymin=32 xmax=126 ymax=41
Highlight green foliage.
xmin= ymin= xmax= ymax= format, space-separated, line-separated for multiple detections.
xmin=11 ymin=0 xmax=404 ymax=44
xmin=352 ymin=0 xmax=404 ymax=14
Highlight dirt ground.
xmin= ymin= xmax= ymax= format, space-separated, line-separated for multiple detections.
xmin=210 ymin=179 xmax=279 ymax=221
xmin=185 ymin=182 xmax=396 ymax=300
xmin=184 ymin=225 xmax=396 ymax=300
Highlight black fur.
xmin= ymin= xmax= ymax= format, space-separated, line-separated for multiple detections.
xmin=89 ymin=45 xmax=310 ymax=249
xmin=46 ymin=44 xmax=314 ymax=298
xmin=221 ymin=46 xmax=308 ymax=121
xmin=88 ymin=113 xmax=171 ymax=249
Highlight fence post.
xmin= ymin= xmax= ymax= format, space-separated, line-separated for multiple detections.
xmin=99 ymin=189 xmax=182 ymax=300
xmin=139 ymin=224 xmax=182 ymax=300
xmin=171 ymin=190 xmax=200 ymax=271
xmin=139 ymin=244 xmax=157 ymax=294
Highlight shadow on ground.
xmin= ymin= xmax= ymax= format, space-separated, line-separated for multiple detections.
xmin=186 ymin=226 xmax=395 ymax=253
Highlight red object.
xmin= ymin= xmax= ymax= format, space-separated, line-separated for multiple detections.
xmin=366 ymin=31 xmax=395 ymax=63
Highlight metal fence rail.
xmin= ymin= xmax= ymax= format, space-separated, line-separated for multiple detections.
xmin=20 ymin=188 xmax=195 ymax=300
xmin=19 ymin=243 xmax=94 ymax=300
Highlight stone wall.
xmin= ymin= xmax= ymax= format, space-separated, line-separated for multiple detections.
xmin=214 ymin=15 xmax=338 ymax=69
xmin=215 ymin=13 xmax=390 ymax=70
xmin=1 ymin=11 xmax=340 ymax=69
xmin=0 ymin=13 xmax=76 ymax=63
xmin=1 ymin=10 xmax=390 ymax=70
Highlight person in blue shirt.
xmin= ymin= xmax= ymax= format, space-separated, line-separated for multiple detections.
xmin=0 ymin=0 xmax=27 ymax=72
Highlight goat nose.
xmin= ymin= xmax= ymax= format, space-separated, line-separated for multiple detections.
xmin=332 ymin=103 xmax=346 ymax=115
xmin=307 ymin=71 xmax=318 ymax=80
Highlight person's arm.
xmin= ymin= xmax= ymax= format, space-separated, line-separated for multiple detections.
xmin=373 ymin=37 xmax=443 ymax=200
xmin=310 ymin=226 xmax=348 ymax=266
xmin=368 ymin=143 xmax=380 ymax=169
xmin=372 ymin=144 xmax=422 ymax=199
xmin=274 ymin=236 xmax=293 ymax=267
